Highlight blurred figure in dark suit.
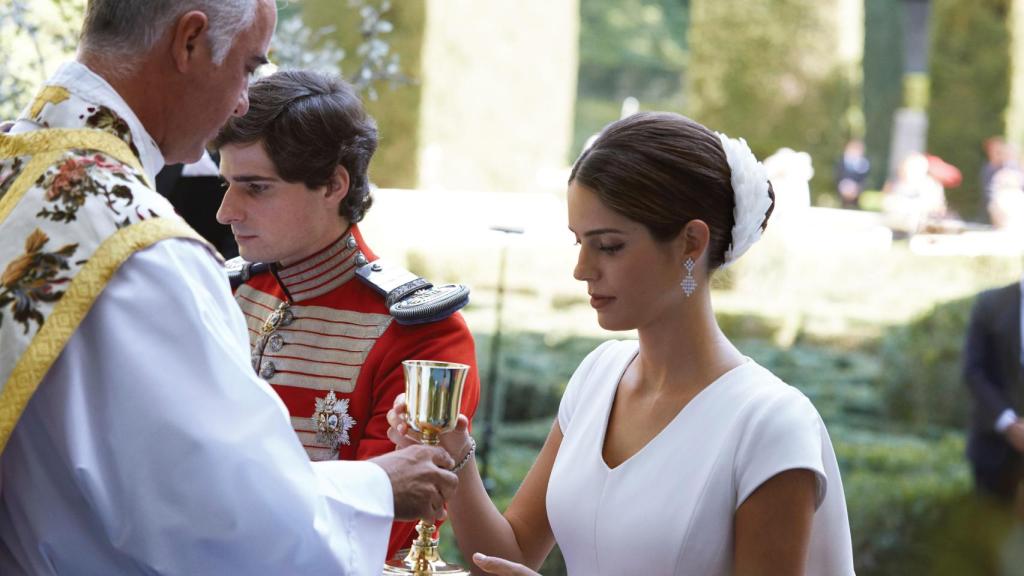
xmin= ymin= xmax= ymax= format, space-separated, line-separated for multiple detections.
xmin=835 ymin=139 xmax=870 ymax=209
xmin=964 ymin=278 xmax=1024 ymax=504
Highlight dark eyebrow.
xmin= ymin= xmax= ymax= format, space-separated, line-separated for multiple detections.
xmin=582 ymin=228 xmax=625 ymax=237
xmin=229 ymin=174 xmax=278 ymax=183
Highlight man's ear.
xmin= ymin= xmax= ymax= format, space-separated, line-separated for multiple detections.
xmin=326 ymin=165 xmax=351 ymax=204
xmin=170 ymin=11 xmax=210 ymax=73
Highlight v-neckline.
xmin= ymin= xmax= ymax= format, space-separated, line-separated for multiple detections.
xmin=597 ymin=343 xmax=750 ymax=472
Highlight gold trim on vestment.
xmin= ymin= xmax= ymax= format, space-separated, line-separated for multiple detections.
xmin=0 ymin=152 xmax=61 ymax=226
xmin=27 ymin=86 xmax=71 ymax=119
xmin=0 ymin=217 xmax=203 ymax=453
xmin=0 ymin=129 xmax=149 ymax=187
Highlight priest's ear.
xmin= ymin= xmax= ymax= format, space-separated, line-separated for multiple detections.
xmin=170 ymin=10 xmax=210 ymax=72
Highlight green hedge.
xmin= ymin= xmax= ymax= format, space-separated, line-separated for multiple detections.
xmin=688 ymin=0 xmax=852 ymax=197
xmin=927 ymin=0 xmax=1012 ymax=221
xmin=836 ymin=430 xmax=972 ymax=576
xmin=875 ymin=296 xmax=974 ymax=432
xmin=472 ymin=332 xmax=603 ymax=423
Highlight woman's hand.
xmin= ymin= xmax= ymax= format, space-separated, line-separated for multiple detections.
xmin=472 ymin=553 xmax=542 ymax=575
xmin=386 ymin=393 xmax=473 ymax=465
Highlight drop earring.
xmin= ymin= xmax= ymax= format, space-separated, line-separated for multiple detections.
xmin=681 ymin=258 xmax=697 ymax=297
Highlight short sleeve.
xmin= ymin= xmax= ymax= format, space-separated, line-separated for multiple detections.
xmin=557 ymin=340 xmax=621 ymax=433
xmin=734 ymin=387 xmax=828 ymax=509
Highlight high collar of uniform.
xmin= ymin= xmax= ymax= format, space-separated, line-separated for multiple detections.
xmin=274 ymin=225 xmax=374 ymax=303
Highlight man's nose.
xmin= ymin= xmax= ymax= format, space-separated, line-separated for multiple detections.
xmin=216 ymin=186 xmax=241 ymax=225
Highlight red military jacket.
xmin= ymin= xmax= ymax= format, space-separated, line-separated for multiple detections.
xmin=233 ymin=224 xmax=480 ymax=559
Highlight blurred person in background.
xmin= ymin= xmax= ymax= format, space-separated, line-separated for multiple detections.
xmin=835 ymin=139 xmax=870 ymax=209
xmin=883 ymin=152 xmax=948 ymax=234
xmin=988 ymin=168 xmax=1024 ymax=232
xmin=764 ymin=146 xmax=813 ymax=217
xmin=981 ymin=137 xmax=1015 ymax=223
xmin=962 ymin=272 xmax=1019 ymax=502
xmin=963 ymin=275 xmax=1024 ymax=507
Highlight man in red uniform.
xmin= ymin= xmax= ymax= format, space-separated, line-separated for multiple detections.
xmin=213 ymin=69 xmax=480 ymax=558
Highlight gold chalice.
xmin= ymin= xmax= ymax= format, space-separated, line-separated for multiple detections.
xmin=383 ymin=360 xmax=470 ymax=576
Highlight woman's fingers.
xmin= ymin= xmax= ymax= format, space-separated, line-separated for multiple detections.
xmin=472 ymin=553 xmax=541 ymax=576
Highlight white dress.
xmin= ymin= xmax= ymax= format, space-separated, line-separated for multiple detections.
xmin=547 ymin=340 xmax=855 ymax=575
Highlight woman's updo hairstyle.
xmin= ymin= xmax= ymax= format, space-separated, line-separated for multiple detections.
xmin=569 ymin=112 xmax=775 ymax=270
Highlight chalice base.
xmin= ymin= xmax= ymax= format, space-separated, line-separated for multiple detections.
xmin=383 ymin=543 xmax=470 ymax=575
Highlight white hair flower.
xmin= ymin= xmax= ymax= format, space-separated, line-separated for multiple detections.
xmin=716 ymin=132 xmax=773 ymax=265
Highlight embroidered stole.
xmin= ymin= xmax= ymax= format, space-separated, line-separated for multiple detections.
xmin=0 ymin=88 xmax=206 ymax=453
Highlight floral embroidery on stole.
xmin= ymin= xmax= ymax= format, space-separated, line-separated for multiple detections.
xmin=0 ymin=85 xmax=208 ymax=453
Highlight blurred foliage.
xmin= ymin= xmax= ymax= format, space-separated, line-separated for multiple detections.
xmin=688 ymin=0 xmax=853 ymax=198
xmin=572 ymin=0 xmax=689 ymax=158
xmin=270 ymin=6 xmax=346 ymax=77
xmin=579 ymin=0 xmax=689 ymax=71
xmin=740 ymin=339 xmax=885 ymax=427
xmin=863 ymin=0 xmax=904 ymax=191
xmin=836 ymin=430 xmax=973 ymax=576
xmin=0 ymin=0 xmax=83 ymax=119
xmin=927 ymin=0 xmax=1012 ymax=222
xmin=0 ymin=0 xmax=412 ymax=149
xmin=303 ymin=0 xmax=424 ymax=189
xmin=876 ymin=295 xmax=975 ymax=432
xmin=472 ymin=332 xmax=603 ymax=423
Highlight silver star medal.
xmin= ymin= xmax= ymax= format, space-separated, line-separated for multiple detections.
xmin=312 ymin=391 xmax=356 ymax=450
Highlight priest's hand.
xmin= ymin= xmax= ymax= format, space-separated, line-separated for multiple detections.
xmin=472 ymin=553 xmax=542 ymax=575
xmin=371 ymin=445 xmax=457 ymax=521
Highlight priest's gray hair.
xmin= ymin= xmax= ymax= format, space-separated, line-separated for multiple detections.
xmin=79 ymin=0 xmax=258 ymax=71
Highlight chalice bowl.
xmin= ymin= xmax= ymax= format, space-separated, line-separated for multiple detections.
xmin=383 ymin=360 xmax=470 ymax=576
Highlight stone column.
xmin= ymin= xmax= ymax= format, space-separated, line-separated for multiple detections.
xmin=417 ymin=0 xmax=580 ymax=193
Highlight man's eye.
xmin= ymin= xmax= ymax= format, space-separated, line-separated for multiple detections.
xmin=599 ymin=243 xmax=624 ymax=254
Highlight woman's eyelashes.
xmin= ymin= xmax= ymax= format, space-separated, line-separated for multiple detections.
xmin=572 ymin=238 xmax=625 ymax=254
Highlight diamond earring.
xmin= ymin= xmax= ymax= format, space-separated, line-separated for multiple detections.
xmin=681 ymin=258 xmax=697 ymax=297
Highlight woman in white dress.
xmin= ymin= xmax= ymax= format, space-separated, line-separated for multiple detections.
xmin=388 ymin=112 xmax=855 ymax=575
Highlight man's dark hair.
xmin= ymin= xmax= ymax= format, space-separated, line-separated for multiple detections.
xmin=213 ymin=69 xmax=378 ymax=223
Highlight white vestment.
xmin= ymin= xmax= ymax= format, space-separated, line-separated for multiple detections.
xmin=0 ymin=62 xmax=395 ymax=575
